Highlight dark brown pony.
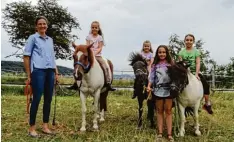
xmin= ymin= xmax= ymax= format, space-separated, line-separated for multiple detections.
xmin=129 ymin=52 xmax=155 ymax=129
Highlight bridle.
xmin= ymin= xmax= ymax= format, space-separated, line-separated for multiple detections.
xmin=74 ymin=61 xmax=90 ymax=74
xmin=135 ymin=68 xmax=148 ymax=75
xmin=73 ymin=59 xmax=91 ymax=90
xmin=170 ymin=75 xmax=189 ymax=93
xmin=133 ymin=62 xmax=149 ymax=90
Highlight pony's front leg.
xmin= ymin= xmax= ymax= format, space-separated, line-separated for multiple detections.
xmin=93 ymin=89 xmax=101 ymax=130
xmin=100 ymin=109 xmax=105 ymax=122
xmin=194 ymin=102 xmax=201 ymax=136
xmin=80 ymin=92 xmax=87 ymax=131
xmin=178 ymin=103 xmax=186 ymax=137
xmin=137 ymin=97 xmax=144 ymax=129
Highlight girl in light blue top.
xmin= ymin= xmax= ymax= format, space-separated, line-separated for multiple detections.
xmin=147 ymin=45 xmax=174 ymax=142
xmin=23 ymin=16 xmax=59 ymax=137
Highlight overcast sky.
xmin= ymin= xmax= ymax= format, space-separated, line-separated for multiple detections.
xmin=1 ymin=0 xmax=234 ymax=70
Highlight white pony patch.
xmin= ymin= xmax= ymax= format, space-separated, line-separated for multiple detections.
xmin=177 ymin=72 xmax=203 ymax=137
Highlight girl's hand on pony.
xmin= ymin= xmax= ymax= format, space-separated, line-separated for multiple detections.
xmin=195 ymin=73 xmax=200 ymax=80
xmin=146 ymin=86 xmax=152 ymax=92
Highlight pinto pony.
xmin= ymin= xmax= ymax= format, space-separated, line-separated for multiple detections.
xmin=72 ymin=43 xmax=113 ymax=131
xmin=167 ymin=61 xmax=203 ymax=136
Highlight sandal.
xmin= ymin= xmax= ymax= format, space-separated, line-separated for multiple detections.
xmin=42 ymin=129 xmax=55 ymax=135
xmin=155 ymin=133 xmax=163 ymax=142
xmin=28 ymin=131 xmax=40 ymax=138
xmin=168 ymin=135 xmax=174 ymax=142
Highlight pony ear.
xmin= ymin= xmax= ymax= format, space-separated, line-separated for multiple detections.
xmin=183 ymin=61 xmax=191 ymax=68
xmin=185 ymin=64 xmax=190 ymax=68
xmin=72 ymin=42 xmax=77 ymax=48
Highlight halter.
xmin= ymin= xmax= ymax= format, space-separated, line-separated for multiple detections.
xmin=135 ymin=68 xmax=148 ymax=75
xmin=170 ymin=77 xmax=189 ymax=93
xmin=74 ymin=61 xmax=90 ymax=73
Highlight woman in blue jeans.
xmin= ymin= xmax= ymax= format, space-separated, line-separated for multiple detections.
xmin=23 ymin=16 xmax=59 ymax=137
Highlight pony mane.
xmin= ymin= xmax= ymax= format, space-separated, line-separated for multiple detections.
xmin=129 ymin=52 xmax=147 ymax=66
xmin=167 ymin=61 xmax=189 ymax=91
xmin=87 ymin=46 xmax=95 ymax=68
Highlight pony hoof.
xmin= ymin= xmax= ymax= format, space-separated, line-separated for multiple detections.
xmin=195 ymin=130 xmax=201 ymax=136
xmin=93 ymin=125 xmax=99 ymax=130
xmin=80 ymin=127 xmax=86 ymax=132
xmin=179 ymin=131 xmax=185 ymax=137
xmin=136 ymin=126 xmax=142 ymax=130
xmin=179 ymin=133 xmax=184 ymax=137
xmin=100 ymin=118 xmax=105 ymax=122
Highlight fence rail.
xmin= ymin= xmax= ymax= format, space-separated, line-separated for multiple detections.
xmin=113 ymin=70 xmax=234 ymax=92
xmin=2 ymin=69 xmax=234 ymax=92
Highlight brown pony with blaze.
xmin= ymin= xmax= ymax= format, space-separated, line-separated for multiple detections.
xmin=72 ymin=43 xmax=95 ymax=74
xmin=71 ymin=42 xmax=114 ymax=132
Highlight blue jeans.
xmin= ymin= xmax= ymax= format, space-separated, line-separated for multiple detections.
xmin=30 ymin=68 xmax=55 ymax=126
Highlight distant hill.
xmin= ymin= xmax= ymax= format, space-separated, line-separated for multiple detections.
xmin=1 ymin=60 xmax=135 ymax=79
xmin=1 ymin=61 xmax=73 ymax=76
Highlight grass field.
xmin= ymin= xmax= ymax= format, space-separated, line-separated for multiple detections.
xmin=1 ymin=90 xmax=234 ymax=142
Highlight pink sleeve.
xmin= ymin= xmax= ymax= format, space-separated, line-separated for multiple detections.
xmin=150 ymin=53 xmax=154 ymax=59
xmin=86 ymin=35 xmax=90 ymax=41
xmin=98 ymin=35 xmax=103 ymax=42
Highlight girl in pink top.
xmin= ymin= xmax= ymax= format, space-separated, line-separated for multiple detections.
xmin=86 ymin=22 xmax=104 ymax=57
xmin=68 ymin=21 xmax=115 ymax=91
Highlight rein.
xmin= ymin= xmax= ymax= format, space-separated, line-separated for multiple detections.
xmin=57 ymin=82 xmax=79 ymax=96
xmin=143 ymin=85 xmax=152 ymax=101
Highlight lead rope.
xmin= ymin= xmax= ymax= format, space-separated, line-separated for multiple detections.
xmin=143 ymin=85 xmax=180 ymax=137
xmin=136 ymin=85 xmax=152 ymax=126
xmin=24 ymin=81 xmax=33 ymax=123
xmin=143 ymin=85 xmax=152 ymax=101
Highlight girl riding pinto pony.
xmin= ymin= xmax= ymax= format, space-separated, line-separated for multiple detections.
xmin=178 ymin=34 xmax=213 ymax=114
xmin=68 ymin=21 xmax=115 ymax=91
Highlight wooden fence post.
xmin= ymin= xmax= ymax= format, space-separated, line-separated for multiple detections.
xmin=212 ymin=65 xmax=216 ymax=89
